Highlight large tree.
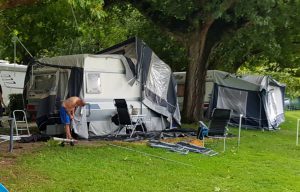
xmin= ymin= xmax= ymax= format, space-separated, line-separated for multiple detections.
xmin=103 ymin=0 xmax=300 ymax=122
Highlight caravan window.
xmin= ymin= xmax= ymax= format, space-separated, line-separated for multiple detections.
xmin=86 ymin=72 xmax=101 ymax=94
xmin=33 ymin=74 xmax=56 ymax=92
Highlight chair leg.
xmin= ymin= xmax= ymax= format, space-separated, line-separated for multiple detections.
xmin=14 ymin=119 xmax=19 ymax=136
xmin=223 ymin=137 xmax=226 ymax=152
xmin=140 ymin=122 xmax=146 ymax=134
xmin=130 ymin=124 xmax=138 ymax=138
xmin=115 ymin=125 xmax=123 ymax=137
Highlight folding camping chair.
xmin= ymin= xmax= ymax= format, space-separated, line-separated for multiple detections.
xmin=198 ymin=108 xmax=232 ymax=152
xmin=113 ymin=99 xmax=145 ymax=137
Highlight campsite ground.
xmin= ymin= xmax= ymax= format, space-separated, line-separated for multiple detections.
xmin=1 ymin=111 xmax=300 ymax=192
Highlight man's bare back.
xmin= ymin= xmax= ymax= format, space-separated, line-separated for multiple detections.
xmin=62 ymin=96 xmax=86 ymax=119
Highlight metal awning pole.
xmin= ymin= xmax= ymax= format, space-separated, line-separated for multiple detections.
xmin=297 ymin=119 xmax=300 ymax=146
xmin=138 ymin=42 xmax=144 ymax=115
xmin=13 ymin=36 xmax=17 ymax=64
xmin=9 ymin=118 xmax=14 ymax=152
xmin=237 ymin=114 xmax=243 ymax=150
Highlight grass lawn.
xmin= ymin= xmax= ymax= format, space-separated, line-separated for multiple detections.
xmin=1 ymin=111 xmax=300 ymax=192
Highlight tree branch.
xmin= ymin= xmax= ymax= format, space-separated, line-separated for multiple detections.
xmin=104 ymin=0 xmax=192 ymax=43
xmin=0 ymin=0 xmax=38 ymax=10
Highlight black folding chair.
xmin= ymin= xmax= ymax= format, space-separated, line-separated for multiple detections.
xmin=113 ymin=99 xmax=145 ymax=137
xmin=198 ymin=108 xmax=232 ymax=151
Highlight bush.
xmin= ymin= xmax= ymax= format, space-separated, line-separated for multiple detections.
xmin=8 ymin=94 xmax=24 ymax=118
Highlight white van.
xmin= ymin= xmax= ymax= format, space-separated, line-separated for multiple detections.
xmin=0 ymin=60 xmax=27 ymax=106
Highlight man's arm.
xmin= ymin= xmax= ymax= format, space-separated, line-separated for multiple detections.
xmin=69 ymin=109 xmax=75 ymax=120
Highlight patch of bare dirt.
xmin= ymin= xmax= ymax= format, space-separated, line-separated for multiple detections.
xmin=0 ymin=142 xmax=45 ymax=166
xmin=0 ymin=120 xmax=43 ymax=166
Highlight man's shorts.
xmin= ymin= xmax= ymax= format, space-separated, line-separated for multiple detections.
xmin=60 ymin=106 xmax=70 ymax=125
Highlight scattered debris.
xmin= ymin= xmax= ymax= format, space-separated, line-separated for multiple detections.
xmin=148 ymin=139 xmax=218 ymax=156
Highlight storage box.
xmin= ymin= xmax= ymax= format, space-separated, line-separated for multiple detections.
xmin=46 ymin=124 xmax=65 ymax=136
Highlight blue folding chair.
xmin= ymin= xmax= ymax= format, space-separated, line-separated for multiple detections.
xmin=0 ymin=183 xmax=9 ymax=192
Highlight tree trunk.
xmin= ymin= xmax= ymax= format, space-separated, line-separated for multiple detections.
xmin=182 ymin=26 xmax=211 ymax=123
xmin=181 ymin=18 xmax=239 ymax=123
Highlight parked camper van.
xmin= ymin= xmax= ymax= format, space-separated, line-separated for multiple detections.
xmin=173 ymin=71 xmax=214 ymax=111
xmin=0 ymin=60 xmax=27 ymax=106
xmin=24 ymin=51 xmax=180 ymax=138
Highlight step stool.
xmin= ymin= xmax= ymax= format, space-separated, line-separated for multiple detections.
xmin=13 ymin=110 xmax=30 ymax=136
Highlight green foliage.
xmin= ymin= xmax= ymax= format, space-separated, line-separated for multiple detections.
xmin=67 ymin=1 xmax=188 ymax=70
xmin=140 ymin=0 xmax=199 ymax=20
xmin=209 ymin=0 xmax=300 ymax=72
xmin=7 ymin=93 xmax=24 ymax=116
xmin=0 ymin=0 xmax=188 ymax=70
xmin=46 ymin=138 xmax=62 ymax=147
xmin=0 ymin=0 xmax=111 ymax=60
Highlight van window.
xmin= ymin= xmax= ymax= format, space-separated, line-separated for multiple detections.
xmin=86 ymin=72 xmax=101 ymax=94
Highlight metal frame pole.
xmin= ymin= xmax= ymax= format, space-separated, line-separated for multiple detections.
xmin=13 ymin=36 xmax=17 ymax=64
xmin=238 ymin=114 xmax=243 ymax=150
xmin=9 ymin=118 xmax=14 ymax=152
xmin=297 ymin=119 xmax=300 ymax=146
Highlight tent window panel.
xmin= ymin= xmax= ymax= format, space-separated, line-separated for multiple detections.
xmin=86 ymin=72 xmax=101 ymax=94
xmin=56 ymin=71 xmax=69 ymax=100
xmin=217 ymin=87 xmax=248 ymax=117
xmin=146 ymin=53 xmax=171 ymax=99
xmin=33 ymin=74 xmax=56 ymax=93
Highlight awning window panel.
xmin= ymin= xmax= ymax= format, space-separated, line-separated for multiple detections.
xmin=217 ymin=87 xmax=248 ymax=117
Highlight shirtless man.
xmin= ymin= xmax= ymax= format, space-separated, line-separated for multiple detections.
xmin=60 ymin=96 xmax=86 ymax=140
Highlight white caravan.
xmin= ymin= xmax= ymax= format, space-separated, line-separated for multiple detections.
xmin=0 ymin=60 xmax=27 ymax=106
xmin=173 ymin=71 xmax=214 ymax=110
xmin=24 ymin=53 xmax=180 ymax=138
